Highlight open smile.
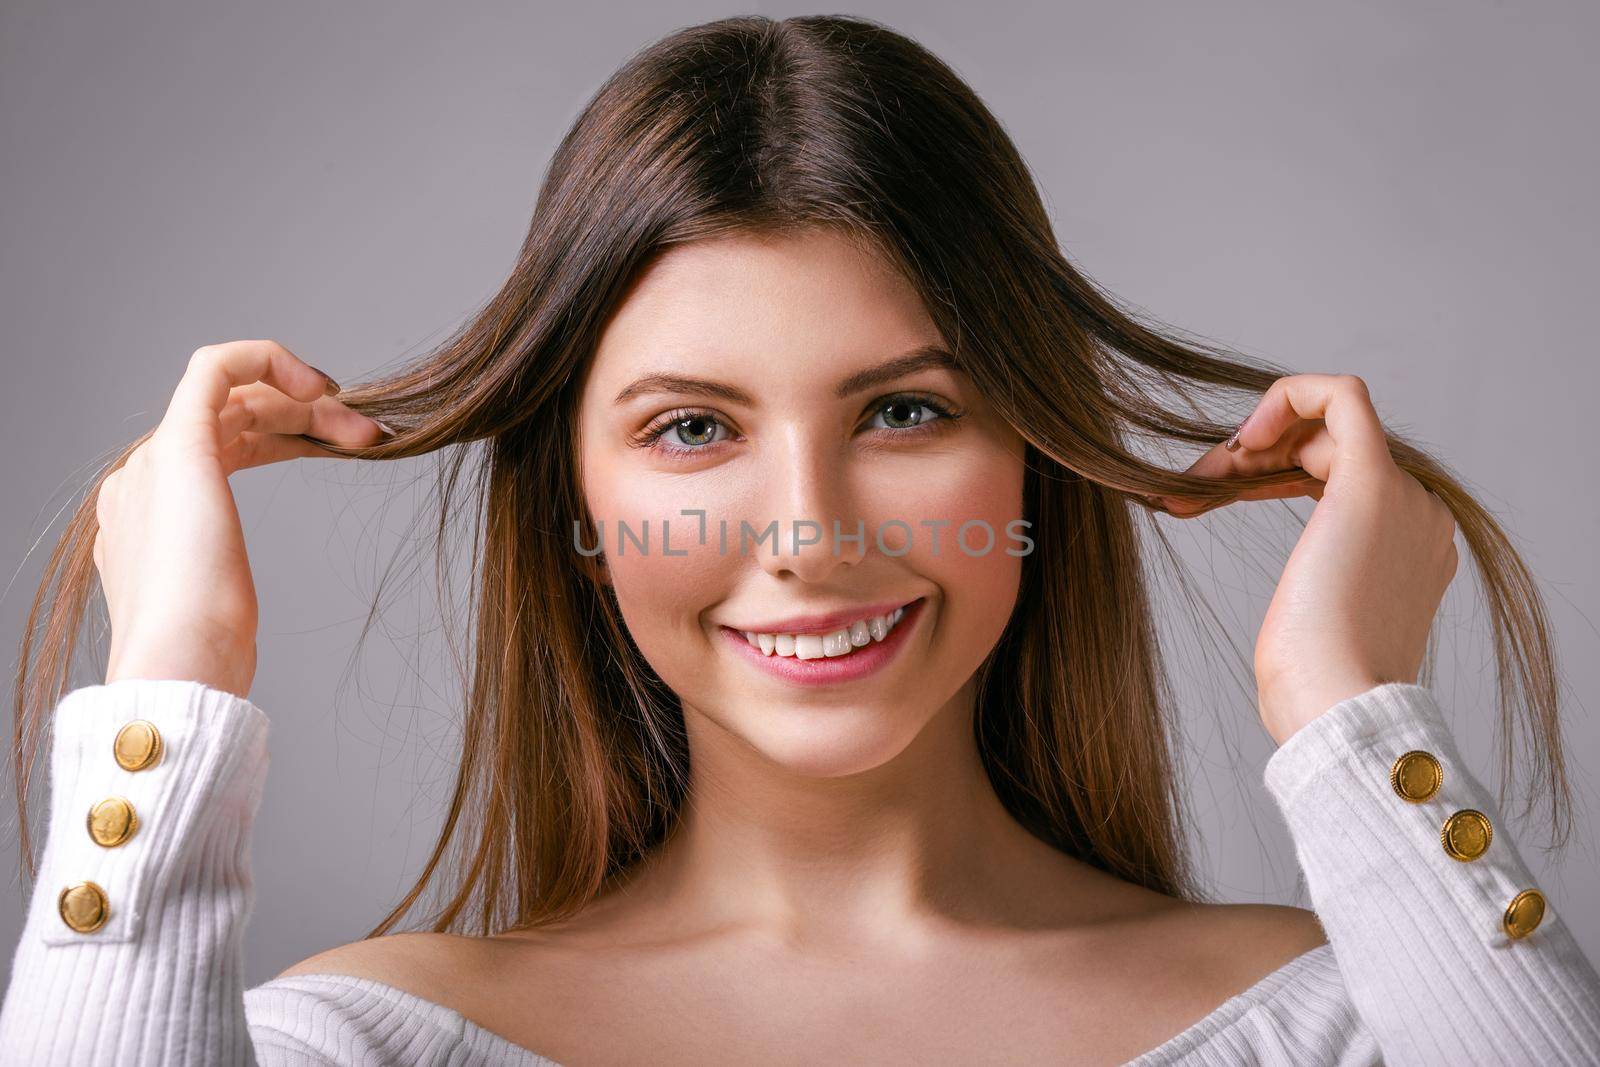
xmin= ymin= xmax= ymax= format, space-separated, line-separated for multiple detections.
xmin=717 ymin=597 xmax=926 ymax=687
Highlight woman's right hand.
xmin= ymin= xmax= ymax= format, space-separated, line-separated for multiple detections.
xmin=95 ymin=340 xmax=389 ymax=699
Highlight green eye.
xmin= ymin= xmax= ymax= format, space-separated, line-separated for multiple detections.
xmin=662 ymin=414 xmax=723 ymax=448
xmin=633 ymin=409 xmax=729 ymax=457
xmin=869 ymin=394 xmax=954 ymax=431
xmin=634 ymin=391 xmax=964 ymax=462
xmin=876 ymin=396 xmax=934 ymax=428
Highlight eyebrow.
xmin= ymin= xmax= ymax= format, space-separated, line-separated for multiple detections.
xmin=611 ymin=344 xmax=963 ymax=406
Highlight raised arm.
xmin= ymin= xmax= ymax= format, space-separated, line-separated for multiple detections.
xmin=1264 ymin=681 xmax=1600 ymax=1066
xmin=0 ymin=679 xmax=270 ymax=1066
xmin=2 ymin=338 xmax=389 ymax=1066
xmin=1148 ymin=374 xmax=1600 ymax=1061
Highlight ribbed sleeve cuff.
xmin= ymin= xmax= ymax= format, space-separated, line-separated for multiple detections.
xmin=1263 ymin=681 xmax=1556 ymax=951
xmin=1258 ymin=681 xmax=1600 ymax=1064
xmin=1263 ymin=682 xmax=1450 ymax=809
xmin=34 ymin=679 xmax=270 ymax=946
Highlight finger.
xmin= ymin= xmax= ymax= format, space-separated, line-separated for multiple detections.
xmin=1149 ymin=422 xmax=1328 ymax=516
xmin=1154 ymin=473 xmax=1325 ymax=517
xmin=219 ymin=430 xmax=350 ymax=474
xmin=216 ymin=382 xmax=387 ymax=447
xmin=1233 ymin=373 xmax=1391 ymax=478
xmin=1228 ymin=473 xmax=1326 ymax=503
xmin=162 ymin=340 xmax=338 ymax=446
xmin=1184 ymin=419 xmax=1324 ymax=482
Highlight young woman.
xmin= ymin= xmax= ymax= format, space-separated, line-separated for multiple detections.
xmin=3 ymin=14 xmax=1597 ymax=1066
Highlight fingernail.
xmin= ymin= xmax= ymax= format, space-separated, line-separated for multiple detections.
xmin=373 ymin=419 xmax=397 ymax=437
xmin=309 ymin=365 xmax=342 ymax=396
xmin=1224 ymin=411 xmax=1253 ymax=452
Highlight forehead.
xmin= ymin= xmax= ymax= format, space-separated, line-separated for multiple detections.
xmin=586 ymin=228 xmax=944 ymax=394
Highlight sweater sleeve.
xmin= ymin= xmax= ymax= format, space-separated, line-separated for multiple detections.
xmin=0 ymin=678 xmax=271 ymax=1067
xmin=1263 ymin=681 xmax=1600 ymax=1066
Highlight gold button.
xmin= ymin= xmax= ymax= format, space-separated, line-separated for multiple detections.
xmin=1504 ymin=889 xmax=1546 ymax=940
xmin=58 ymin=881 xmax=109 ymax=933
xmin=86 ymin=796 xmax=139 ymax=847
xmin=1390 ymin=750 xmax=1443 ymax=802
xmin=1441 ymin=809 xmax=1493 ymax=861
xmin=113 ymin=719 xmax=163 ymax=771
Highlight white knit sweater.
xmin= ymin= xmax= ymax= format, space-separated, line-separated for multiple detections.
xmin=1 ymin=679 xmax=1597 ymax=1065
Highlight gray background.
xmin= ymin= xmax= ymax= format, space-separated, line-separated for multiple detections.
xmin=3 ymin=0 xmax=1596 ymax=993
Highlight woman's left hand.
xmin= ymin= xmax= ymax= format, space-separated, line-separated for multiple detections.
xmin=1148 ymin=374 xmax=1460 ymax=745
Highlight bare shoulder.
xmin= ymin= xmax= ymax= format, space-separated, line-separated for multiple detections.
xmin=273 ymin=930 xmax=503 ymax=1002
xmin=1069 ymin=857 xmax=1328 ymax=979
xmin=1163 ymin=900 xmax=1329 ymax=990
xmin=1219 ymin=901 xmax=1329 ymax=956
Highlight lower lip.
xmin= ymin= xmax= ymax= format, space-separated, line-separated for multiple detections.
xmin=719 ymin=598 xmax=926 ymax=688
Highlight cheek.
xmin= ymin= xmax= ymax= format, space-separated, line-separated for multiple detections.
xmin=868 ymin=448 xmax=1025 ymax=651
xmin=582 ymin=461 xmax=737 ymax=670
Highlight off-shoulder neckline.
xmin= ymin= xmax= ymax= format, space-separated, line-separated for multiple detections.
xmin=251 ymin=942 xmax=1343 ymax=1065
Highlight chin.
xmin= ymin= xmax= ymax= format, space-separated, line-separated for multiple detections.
xmin=713 ymin=697 xmax=932 ymax=779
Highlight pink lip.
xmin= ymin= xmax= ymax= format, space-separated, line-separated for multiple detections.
xmin=725 ymin=599 xmax=916 ymax=637
xmin=718 ymin=597 xmax=926 ymax=688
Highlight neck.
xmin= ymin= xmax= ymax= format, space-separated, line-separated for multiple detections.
xmin=623 ymin=680 xmax=1076 ymax=947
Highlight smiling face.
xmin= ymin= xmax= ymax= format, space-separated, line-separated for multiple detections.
xmin=576 ymin=227 xmax=1027 ymax=779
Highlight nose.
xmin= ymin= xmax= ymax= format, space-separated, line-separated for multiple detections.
xmin=753 ymin=428 xmax=869 ymax=582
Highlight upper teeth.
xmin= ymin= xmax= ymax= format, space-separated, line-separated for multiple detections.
xmin=742 ymin=605 xmax=908 ymax=660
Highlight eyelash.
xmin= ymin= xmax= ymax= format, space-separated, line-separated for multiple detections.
xmin=632 ymin=392 xmax=966 ymax=461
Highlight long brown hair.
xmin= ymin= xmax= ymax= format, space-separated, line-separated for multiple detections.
xmin=12 ymin=14 xmax=1573 ymax=938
